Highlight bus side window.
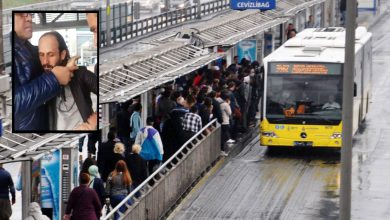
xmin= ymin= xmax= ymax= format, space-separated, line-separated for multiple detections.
xmin=354 ymin=82 xmax=357 ymax=97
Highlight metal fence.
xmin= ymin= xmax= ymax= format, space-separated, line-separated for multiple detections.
xmin=100 ymin=0 xmax=230 ymax=47
xmin=1 ymin=0 xmax=71 ymax=25
xmin=103 ymin=119 xmax=221 ymax=220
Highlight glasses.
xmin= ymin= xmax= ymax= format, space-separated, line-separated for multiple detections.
xmin=16 ymin=13 xmax=35 ymax=19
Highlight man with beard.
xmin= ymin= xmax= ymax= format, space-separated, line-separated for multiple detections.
xmin=38 ymin=31 xmax=97 ymax=130
xmin=13 ymin=13 xmax=76 ymax=131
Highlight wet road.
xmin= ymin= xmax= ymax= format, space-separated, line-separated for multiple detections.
xmin=170 ymin=10 xmax=390 ymax=220
xmin=351 ymin=8 xmax=390 ymax=220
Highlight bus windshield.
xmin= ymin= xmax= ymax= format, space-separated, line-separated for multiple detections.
xmin=266 ymin=71 xmax=343 ymax=125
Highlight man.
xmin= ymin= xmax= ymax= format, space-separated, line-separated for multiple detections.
xmin=182 ymin=105 xmax=202 ymax=142
xmin=227 ymin=55 xmax=240 ymax=73
xmin=0 ymin=164 xmax=15 ymax=220
xmin=135 ymin=117 xmax=164 ymax=175
xmin=97 ymin=131 xmax=118 ymax=182
xmin=13 ymin=12 xmax=76 ymax=130
xmin=38 ymin=31 xmax=97 ymax=130
xmin=305 ymin=15 xmax=315 ymax=28
xmin=322 ymin=95 xmax=341 ymax=110
xmin=86 ymin=13 xmax=97 ymax=48
xmin=116 ymin=103 xmax=131 ymax=148
xmin=86 ymin=12 xmax=98 ymax=74
xmin=161 ymin=91 xmax=188 ymax=161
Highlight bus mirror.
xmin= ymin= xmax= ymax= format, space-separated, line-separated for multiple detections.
xmin=354 ymin=82 xmax=357 ymax=97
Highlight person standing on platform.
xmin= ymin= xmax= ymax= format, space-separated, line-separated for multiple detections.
xmin=88 ymin=165 xmax=105 ymax=206
xmin=116 ymin=103 xmax=131 ymax=149
xmin=0 ymin=164 xmax=15 ymax=220
xmin=135 ymin=117 xmax=164 ymax=175
xmin=98 ymin=131 xmax=117 ymax=182
xmin=64 ymin=173 xmax=101 ymax=220
xmin=125 ymin=144 xmax=147 ymax=195
xmin=182 ymin=105 xmax=202 ymax=142
xmin=129 ymin=103 xmax=143 ymax=153
xmin=105 ymin=160 xmax=133 ymax=220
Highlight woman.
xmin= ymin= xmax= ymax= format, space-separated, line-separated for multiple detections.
xmin=125 ymin=144 xmax=147 ymax=193
xmin=88 ymin=165 xmax=105 ymax=205
xmin=105 ymin=160 xmax=133 ymax=220
xmin=64 ymin=173 xmax=101 ymax=220
xmin=80 ymin=157 xmax=96 ymax=174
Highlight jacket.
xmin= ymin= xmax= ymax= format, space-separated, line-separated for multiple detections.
xmin=130 ymin=111 xmax=142 ymax=139
xmin=25 ymin=202 xmax=50 ymax=220
xmin=65 ymin=185 xmax=101 ymax=220
xmin=48 ymin=66 xmax=97 ymax=129
xmin=135 ymin=126 xmax=164 ymax=161
xmin=125 ymin=153 xmax=147 ymax=185
xmin=0 ymin=167 xmax=15 ymax=200
xmin=13 ymin=34 xmax=60 ymax=130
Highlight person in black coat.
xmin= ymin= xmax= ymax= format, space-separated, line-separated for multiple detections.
xmin=125 ymin=144 xmax=147 ymax=189
xmin=110 ymin=142 xmax=126 ymax=175
xmin=116 ymin=103 xmax=131 ymax=149
xmin=97 ymin=131 xmax=117 ymax=182
xmin=161 ymin=92 xmax=188 ymax=161
xmin=208 ymin=91 xmax=223 ymax=124
xmin=38 ymin=31 xmax=97 ymax=131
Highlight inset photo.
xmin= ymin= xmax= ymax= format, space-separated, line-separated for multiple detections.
xmin=12 ymin=11 xmax=99 ymax=132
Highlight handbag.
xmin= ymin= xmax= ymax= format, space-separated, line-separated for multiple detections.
xmin=233 ymin=107 xmax=242 ymax=119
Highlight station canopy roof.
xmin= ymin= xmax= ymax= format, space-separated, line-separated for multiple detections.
xmin=0 ymin=127 xmax=86 ymax=164
xmin=99 ymin=42 xmax=224 ymax=104
xmin=156 ymin=0 xmax=327 ymax=47
xmin=98 ymin=0 xmax=326 ymax=104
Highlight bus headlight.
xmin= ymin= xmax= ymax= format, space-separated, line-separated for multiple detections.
xmin=331 ymin=132 xmax=342 ymax=139
xmin=262 ymin=132 xmax=278 ymax=138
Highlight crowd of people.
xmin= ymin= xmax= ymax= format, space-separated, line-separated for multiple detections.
xmin=60 ymin=56 xmax=266 ymax=219
xmin=117 ymin=56 xmax=265 ymax=158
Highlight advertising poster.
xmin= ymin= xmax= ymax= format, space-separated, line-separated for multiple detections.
xmin=237 ymin=39 xmax=257 ymax=63
xmin=72 ymin=146 xmax=79 ymax=189
xmin=41 ymin=150 xmax=61 ymax=220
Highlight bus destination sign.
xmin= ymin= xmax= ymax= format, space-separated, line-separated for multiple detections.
xmin=230 ymin=0 xmax=276 ymax=10
xmin=270 ymin=62 xmax=342 ymax=75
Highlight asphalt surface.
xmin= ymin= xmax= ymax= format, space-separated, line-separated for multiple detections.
xmin=169 ymin=9 xmax=390 ymax=220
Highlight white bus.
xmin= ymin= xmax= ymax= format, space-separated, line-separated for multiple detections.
xmin=260 ymin=27 xmax=372 ymax=148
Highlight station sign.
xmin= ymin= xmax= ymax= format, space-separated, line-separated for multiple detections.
xmin=230 ymin=0 xmax=276 ymax=10
xmin=269 ymin=62 xmax=342 ymax=75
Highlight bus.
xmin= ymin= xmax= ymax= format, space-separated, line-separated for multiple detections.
xmin=260 ymin=27 xmax=372 ymax=148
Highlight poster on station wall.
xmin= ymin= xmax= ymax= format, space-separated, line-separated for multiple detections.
xmin=237 ymin=39 xmax=257 ymax=63
xmin=41 ymin=150 xmax=61 ymax=220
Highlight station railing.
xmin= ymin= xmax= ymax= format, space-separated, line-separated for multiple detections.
xmin=100 ymin=0 xmax=230 ymax=47
xmin=102 ymin=119 xmax=221 ymax=220
xmin=1 ymin=0 xmax=71 ymax=25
